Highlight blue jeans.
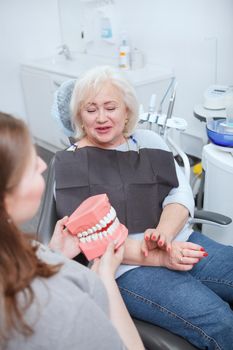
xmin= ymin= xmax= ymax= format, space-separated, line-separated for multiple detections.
xmin=116 ymin=232 xmax=233 ymax=349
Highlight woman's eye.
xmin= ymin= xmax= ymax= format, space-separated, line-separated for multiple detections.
xmin=87 ymin=109 xmax=96 ymax=113
xmin=107 ymin=107 xmax=116 ymax=111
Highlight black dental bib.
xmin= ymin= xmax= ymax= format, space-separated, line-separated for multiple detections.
xmin=55 ymin=146 xmax=178 ymax=234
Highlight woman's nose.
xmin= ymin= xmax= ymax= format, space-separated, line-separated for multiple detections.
xmin=96 ymin=107 xmax=108 ymax=123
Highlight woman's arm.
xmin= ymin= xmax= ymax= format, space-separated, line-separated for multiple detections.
xmin=123 ymin=238 xmax=207 ymax=270
xmin=92 ymin=243 xmax=144 ymax=350
xmin=133 ymin=130 xmax=195 ymax=251
xmin=142 ymin=202 xmax=189 ymax=252
xmin=123 ymin=201 xmax=189 ymax=265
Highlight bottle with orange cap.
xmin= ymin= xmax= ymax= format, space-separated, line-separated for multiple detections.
xmin=119 ymin=36 xmax=131 ymax=70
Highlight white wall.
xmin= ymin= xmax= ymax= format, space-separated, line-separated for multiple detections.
xmin=0 ymin=0 xmax=61 ymax=121
xmin=59 ymin=0 xmax=233 ymax=154
xmin=1 ymin=0 xmax=233 ymax=156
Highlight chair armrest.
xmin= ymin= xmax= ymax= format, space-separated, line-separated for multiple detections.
xmin=191 ymin=210 xmax=232 ymax=227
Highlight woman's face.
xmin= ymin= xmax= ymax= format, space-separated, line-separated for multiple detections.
xmin=80 ymin=83 xmax=128 ymax=148
xmin=5 ymin=147 xmax=47 ymax=225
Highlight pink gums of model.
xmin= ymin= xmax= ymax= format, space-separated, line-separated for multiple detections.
xmin=65 ymin=194 xmax=128 ymax=261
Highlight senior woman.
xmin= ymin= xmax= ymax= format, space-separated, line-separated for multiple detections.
xmin=54 ymin=65 xmax=233 ymax=349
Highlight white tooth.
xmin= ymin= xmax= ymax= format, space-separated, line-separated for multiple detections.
xmin=110 ymin=207 xmax=116 ymax=220
xmin=98 ymin=233 xmax=103 ymax=240
xmin=92 ymin=226 xmax=97 ymax=232
xmin=87 ymin=228 xmax=93 ymax=234
xmin=100 ymin=219 xmax=107 ymax=228
xmin=107 ymin=212 xmax=112 ymax=222
xmin=111 ymin=206 xmax=116 ymax=216
xmin=96 ymin=224 xmax=101 ymax=231
xmin=103 ymin=231 xmax=108 ymax=237
xmin=77 ymin=233 xmax=83 ymax=238
xmin=107 ymin=226 xmax=114 ymax=234
xmin=107 ymin=228 xmax=113 ymax=235
xmin=86 ymin=236 xmax=91 ymax=242
xmin=82 ymin=231 xmax=88 ymax=237
xmin=92 ymin=233 xmax=98 ymax=241
xmin=109 ymin=208 xmax=114 ymax=219
xmin=80 ymin=237 xmax=86 ymax=243
xmin=112 ymin=218 xmax=119 ymax=230
xmin=104 ymin=215 xmax=111 ymax=224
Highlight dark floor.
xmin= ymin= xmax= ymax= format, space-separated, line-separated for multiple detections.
xmin=20 ymin=145 xmax=54 ymax=233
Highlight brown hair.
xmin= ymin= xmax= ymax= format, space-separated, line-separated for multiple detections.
xmin=0 ymin=112 xmax=61 ymax=342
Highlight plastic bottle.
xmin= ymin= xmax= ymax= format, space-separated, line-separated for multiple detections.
xmin=131 ymin=47 xmax=144 ymax=70
xmin=100 ymin=13 xmax=112 ymax=41
xmin=119 ymin=38 xmax=131 ymax=70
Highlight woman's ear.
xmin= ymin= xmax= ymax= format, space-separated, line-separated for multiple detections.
xmin=125 ymin=106 xmax=129 ymax=124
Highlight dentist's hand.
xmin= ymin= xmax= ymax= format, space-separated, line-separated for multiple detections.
xmin=91 ymin=242 xmax=124 ymax=279
xmin=49 ymin=216 xmax=81 ymax=259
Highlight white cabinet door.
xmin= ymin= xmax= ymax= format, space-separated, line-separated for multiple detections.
xmin=21 ymin=68 xmax=69 ymax=150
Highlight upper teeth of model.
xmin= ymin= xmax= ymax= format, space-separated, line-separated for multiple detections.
xmin=78 ymin=206 xmax=119 ymax=243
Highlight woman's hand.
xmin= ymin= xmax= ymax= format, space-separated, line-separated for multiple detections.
xmin=91 ymin=242 xmax=124 ymax=279
xmin=92 ymin=243 xmax=144 ymax=350
xmin=158 ymin=241 xmax=208 ymax=271
xmin=49 ymin=216 xmax=81 ymax=259
xmin=141 ymin=228 xmax=172 ymax=257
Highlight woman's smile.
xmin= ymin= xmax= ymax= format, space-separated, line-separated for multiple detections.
xmin=95 ymin=126 xmax=112 ymax=133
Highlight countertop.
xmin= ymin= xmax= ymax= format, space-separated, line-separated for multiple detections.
xmin=21 ymin=53 xmax=173 ymax=86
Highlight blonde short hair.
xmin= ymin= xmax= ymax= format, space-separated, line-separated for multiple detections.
xmin=70 ymin=65 xmax=139 ymax=138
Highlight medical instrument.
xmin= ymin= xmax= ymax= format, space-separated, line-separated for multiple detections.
xmin=138 ymin=78 xmax=190 ymax=180
xmin=160 ymin=81 xmax=178 ymax=135
xmin=139 ymin=79 xmax=186 ymax=134
xmin=202 ymin=143 xmax=233 ymax=245
xmin=193 ymin=85 xmax=233 ymax=123
xmin=139 ymin=94 xmax=157 ymax=126
xmin=203 ymin=85 xmax=231 ymax=110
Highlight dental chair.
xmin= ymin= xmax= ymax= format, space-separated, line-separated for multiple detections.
xmin=37 ymin=79 xmax=231 ymax=350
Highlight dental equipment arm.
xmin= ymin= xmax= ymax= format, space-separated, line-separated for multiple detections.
xmin=157 ymin=77 xmax=176 ymax=115
xmin=160 ymin=82 xmax=178 ymax=135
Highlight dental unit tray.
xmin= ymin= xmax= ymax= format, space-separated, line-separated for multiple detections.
xmin=138 ymin=79 xmax=187 ymax=132
xmin=139 ymin=113 xmax=187 ymax=131
xmin=65 ymin=194 xmax=128 ymax=261
xmin=139 ymin=78 xmax=190 ymax=181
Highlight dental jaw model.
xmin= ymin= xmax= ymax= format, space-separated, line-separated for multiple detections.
xmin=65 ymin=194 xmax=128 ymax=261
